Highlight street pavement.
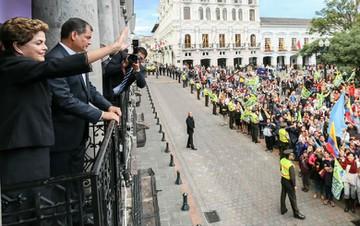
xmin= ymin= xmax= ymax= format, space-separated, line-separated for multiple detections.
xmin=134 ymin=74 xmax=358 ymax=226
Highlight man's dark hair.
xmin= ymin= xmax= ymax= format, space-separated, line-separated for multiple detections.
xmin=133 ymin=46 xmax=148 ymax=58
xmin=60 ymin=17 xmax=93 ymax=39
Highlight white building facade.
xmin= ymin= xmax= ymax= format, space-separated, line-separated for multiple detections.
xmin=152 ymin=0 xmax=318 ymax=68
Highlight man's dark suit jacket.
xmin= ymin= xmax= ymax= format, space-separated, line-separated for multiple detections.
xmin=0 ymin=54 xmax=91 ymax=151
xmin=47 ymin=44 xmax=112 ymax=151
xmin=104 ymin=51 xmax=147 ymax=96
xmin=186 ymin=116 xmax=195 ymax=134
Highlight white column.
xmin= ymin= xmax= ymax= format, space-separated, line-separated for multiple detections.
xmin=309 ymin=54 xmax=317 ymax=65
xmin=284 ymin=55 xmax=291 ymax=66
xmin=271 ymin=55 xmax=277 ymax=67
xmin=297 ymin=55 xmax=303 ymax=67
xmin=98 ymin=0 xmax=115 ymax=45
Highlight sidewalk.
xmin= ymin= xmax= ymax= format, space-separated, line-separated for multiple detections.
xmin=133 ymin=85 xmax=194 ymax=226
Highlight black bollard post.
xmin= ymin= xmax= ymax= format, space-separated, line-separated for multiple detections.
xmin=164 ymin=142 xmax=170 ymax=153
xmin=159 ymin=124 xmax=162 ymax=133
xmin=181 ymin=193 xmax=190 ymax=211
xmin=175 ymin=170 xmax=182 ymax=185
xmin=161 ymin=131 xmax=166 ymax=141
xmin=169 ymin=154 xmax=175 ymax=167
xmin=156 ymin=117 xmax=160 ymax=125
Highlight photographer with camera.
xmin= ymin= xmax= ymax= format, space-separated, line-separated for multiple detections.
xmin=104 ymin=46 xmax=147 ymax=103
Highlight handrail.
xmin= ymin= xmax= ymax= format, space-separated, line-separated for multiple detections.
xmin=92 ymin=120 xmax=116 ymax=175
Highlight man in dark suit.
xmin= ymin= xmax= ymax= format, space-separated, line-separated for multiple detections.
xmin=104 ymin=46 xmax=147 ymax=102
xmin=47 ymin=18 xmax=121 ymax=177
xmin=186 ymin=112 xmax=197 ymax=150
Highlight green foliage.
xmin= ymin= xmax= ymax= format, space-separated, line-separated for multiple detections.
xmin=322 ymin=23 xmax=360 ymax=67
xmin=309 ymin=0 xmax=358 ymax=35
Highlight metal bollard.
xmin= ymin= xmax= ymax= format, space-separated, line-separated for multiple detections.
xmin=181 ymin=193 xmax=190 ymax=211
xmin=175 ymin=170 xmax=182 ymax=185
xmin=161 ymin=131 xmax=166 ymax=141
xmin=169 ymin=154 xmax=175 ymax=167
xmin=164 ymin=142 xmax=170 ymax=153
xmin=159 ymin=124 xmax=162 ymax=133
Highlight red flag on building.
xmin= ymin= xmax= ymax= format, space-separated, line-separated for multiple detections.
xmin=296 ymin=40 xmax=302 ymax=50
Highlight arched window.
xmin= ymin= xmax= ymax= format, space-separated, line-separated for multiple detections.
xmin=222 ymin=8 xmax=227 ymax=21
xmin=235 ymin=34 xmax=241 ymax=47
xmin=206 ymin=7 xmax=211 ymax=20
xmin=238 ymin=9 xmax=243 ymax=21
xmin=216 ymin=8 xmax=220 ymax=20
xmin=199 ymin=7 xmax=204 ymax=20
xmin=202 ymin=34 xmax=209 ymax=48
xmin=264 ymin=38 xmax=271 ymax=51
xmin=232 ymin=8 xmax=236 ymax=21
xmin=185 ymin=34 xmax=191 ymax=48
xmin=249 ymin=9 xmax=255 ymax=21
xmin=250 ymin=34 xmax=256 ymax=47
xmin=184 ymin=7 xmax=191 ymax=20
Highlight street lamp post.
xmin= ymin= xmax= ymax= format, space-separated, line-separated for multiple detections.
xmin=318 ymin=38 xmax=330 ymax=81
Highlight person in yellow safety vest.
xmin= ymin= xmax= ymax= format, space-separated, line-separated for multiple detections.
xmin=228 ymin=100 xmax=236 ymax=129
xmin=181 ymin=73 xmax=187 ymax=88
xmin=204 ymin=88 xmax=209 ymax=107
xmin=278 ymin=122 xmax=290 ymax=158
xmin=211 ymin=92 xmax=218 ymax=115
xmin=280 ymin=149 xmax=306 ymax=220
xmin=196 ymin=82 xmax=201 ymax=100
xmin=190 ymin=79 xmax=195 ymax=93
xmin=250 ymin=108 xmax=259 ymax=143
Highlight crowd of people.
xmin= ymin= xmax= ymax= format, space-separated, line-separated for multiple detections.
xmin=153 ymin=62 xmax=360 ymax=213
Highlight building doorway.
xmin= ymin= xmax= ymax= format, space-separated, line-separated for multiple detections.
xmin=263 ymin=56 xmax=272 ymax=67
xmin=233 ymin=57 xmax=242 ymax=69
xmin=201 ymin=59 xmax=211 ymax=68
xmin=183 ymin=60 xmax=193 ymax=68
xmin=249 ymin=57 xmax=257 ymax=66
xmin=277 ymin=56 xmax=285 ymax=66
xmin=217 ymin=58 xmax=226 ymax=68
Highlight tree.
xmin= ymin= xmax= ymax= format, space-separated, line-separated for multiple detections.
xmin=309 ymin=0 xmax=359 ymax=35
xmin=322 ymin=23 xmax=360 ymax=68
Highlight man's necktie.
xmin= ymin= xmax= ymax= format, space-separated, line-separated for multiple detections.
xmin=113 ymin=68 xmax=134 ymax=95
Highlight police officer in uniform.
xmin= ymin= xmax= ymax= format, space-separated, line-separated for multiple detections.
xmin=250 ymin=108 xmax=259 ymax=143
xmin=204 ymin=88 xmax=209 ymax=107
xmin=228 ymin=99 xmax=236 ymax=129
xmin=196 ymin=82 xmax=201 ymax=100
xmin=211 ymin=91 xmax=218 ymax=115
xmin=280 ymin=149 xmax=306 ymax=220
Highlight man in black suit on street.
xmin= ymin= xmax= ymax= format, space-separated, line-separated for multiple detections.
xmin=47 ymin=18 xmax=121 ymax=177
xmin=186 ymin=112 xmax=197 ymax=150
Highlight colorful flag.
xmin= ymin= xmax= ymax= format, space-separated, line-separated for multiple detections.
xmin=332 ymin=159 xmax=345 ymax=200
xmin=301 ymin=86 xmax=311 ymax=99
xmin=333 ymin=71 xmax=343 ymax=87
xmin=328 ymin=92 xmax=347 ymax=137
xmin=297 ymin=110 xmax=302 ymax=123
xmin=325 ymin=122 xmax=339 ymax=157
xmin=313 ymin=71 xmax=321 ymax=81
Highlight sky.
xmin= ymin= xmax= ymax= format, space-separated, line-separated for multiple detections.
xmin=134 ymin=0 xmax=327 ymax=36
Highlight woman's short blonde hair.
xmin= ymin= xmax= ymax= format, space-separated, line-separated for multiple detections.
xmin=0 ymin=17 xmax=48 ymax=53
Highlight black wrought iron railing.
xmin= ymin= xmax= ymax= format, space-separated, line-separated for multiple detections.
xmin=1 ymin=88 xmax=138 ymax=226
